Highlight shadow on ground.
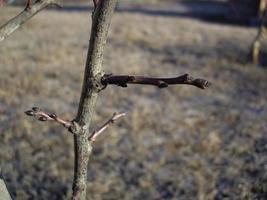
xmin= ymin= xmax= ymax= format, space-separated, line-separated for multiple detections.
xmin=45 ymin=0 xmax=256 ymax=26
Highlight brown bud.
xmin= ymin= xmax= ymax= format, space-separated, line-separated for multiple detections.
xmin=48 ymin=114 xmax=57 ymax=119
xmin=158 ymin=81 xmax=168 ymax=88
xmin=32 ymin=107 xmax=40 ymax=112
xmin=38 ymin=117 xmax=48 ymax=121
xmin=24 ymin=110 xmax=35 ymax=116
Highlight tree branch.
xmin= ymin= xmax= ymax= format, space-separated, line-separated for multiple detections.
xmin=24 ymin=107 xmax=73 ymax=130
xmin=0 ymin=0 xmax=61 ymax=42
xmin=102 ymin=73 xmax=211 ymax=89
xmin=71 ymin=0 xmax=118 ymax=199
xmin=88 ymin=112 xmax=126 ymax=142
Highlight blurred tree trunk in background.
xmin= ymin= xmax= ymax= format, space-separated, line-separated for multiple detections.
xmin=250 ymin=0 xmax=267 ymax=65
xmin=258 ymin=0 xmax=267 ymax=18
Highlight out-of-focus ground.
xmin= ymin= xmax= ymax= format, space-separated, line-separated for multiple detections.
xmin=0 ymin=0 xmax=267 ymax=199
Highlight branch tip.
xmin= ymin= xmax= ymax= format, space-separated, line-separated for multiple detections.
xmin=38 ymin=116 xmax=48 ymax=122
xmin=24 ymin=107 xmax=73 ymax=130
xmin=24 ymin=110 xmax=35 ymax=116
xmin=32 ymin=107 xmax=40 ymax=111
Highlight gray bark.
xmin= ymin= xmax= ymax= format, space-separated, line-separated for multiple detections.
xmin=71 ymin=1 xmax=118 ymax=199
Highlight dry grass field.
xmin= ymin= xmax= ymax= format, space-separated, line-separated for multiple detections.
xmin=0 ymin=1 xmax=267 ymax=199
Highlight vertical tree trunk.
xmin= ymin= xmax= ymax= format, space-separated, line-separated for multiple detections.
xmin=71 ymin=1 xmax=118 ymax=199
xmin=258 ymin=0 xmax=267 ymax=18
xmin=252 ymin=38 xmax=261 ymax=65
xmin=250 ymin=0 xmax=267 ymax=65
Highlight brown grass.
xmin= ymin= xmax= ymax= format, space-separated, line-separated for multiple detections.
xmin=0 ymin=3 xmax=267 ymax=200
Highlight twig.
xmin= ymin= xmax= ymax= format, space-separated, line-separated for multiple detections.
xmin=101 ymin=73 xmax=211 ymax=89
xmin=24 ymin=107 xmax=72 ymax=129
xmin=88 ymin=112 xmax=126 ymax=142
xmin=0 ymin=0 xmax=61 ymax=42
xmin=26 ymin=0 xmax=32 ymax=9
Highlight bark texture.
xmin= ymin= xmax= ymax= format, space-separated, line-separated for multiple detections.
xmin=71 ymin=1 xmax=118 ymax=199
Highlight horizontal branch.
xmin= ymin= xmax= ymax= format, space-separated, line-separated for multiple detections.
xmin=101 ymin=73 xmax=211 ymax=89
xmin=24 ymin=108 xmax=126 ymax=141
xmin=25 ymin=107 xmax=72 ymax=130
xmin=88 ymin=112 xmax=126 ymax=142
xmin=0 ymin=0 xmax=61 ymax=42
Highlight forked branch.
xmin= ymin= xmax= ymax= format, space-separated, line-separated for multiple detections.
xmin=102 ymin=73 xmax=210 ymax=89
xmin=0 ymin=0 xmax=61 ymax=42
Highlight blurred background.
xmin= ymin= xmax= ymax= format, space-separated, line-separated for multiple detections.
xmin=0 ymin=0 xmax=267 ymax=199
